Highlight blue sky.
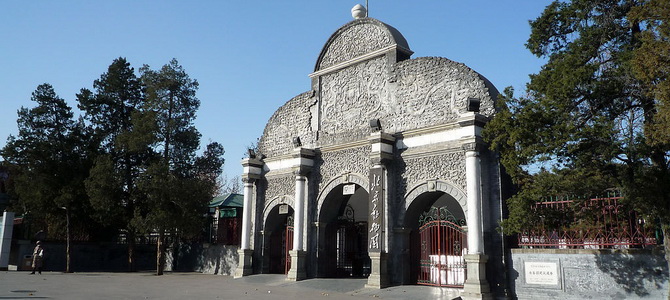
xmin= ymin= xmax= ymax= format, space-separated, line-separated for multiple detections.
xmin=1 ymin=1 xmax=551 ymax=179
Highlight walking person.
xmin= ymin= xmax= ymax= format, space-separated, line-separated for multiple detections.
xmin=30 ymin=241 xmax=44 ymax=274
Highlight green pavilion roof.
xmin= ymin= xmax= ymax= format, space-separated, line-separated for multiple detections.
xmin=209 ymin=193 xmax=243 ymax=208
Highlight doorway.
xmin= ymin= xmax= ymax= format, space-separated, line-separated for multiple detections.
xmin=265 ymin=204 xmax=294 ymax=274
xmin=318 ymin=184 xmax=371 ymax=278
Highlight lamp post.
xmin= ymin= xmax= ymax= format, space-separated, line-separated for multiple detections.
xmin=61 ymin=206 xmax=71 ymax=273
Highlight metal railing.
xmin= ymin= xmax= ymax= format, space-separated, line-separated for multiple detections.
xmin=518 ymin=191 xmax=658 ymax=249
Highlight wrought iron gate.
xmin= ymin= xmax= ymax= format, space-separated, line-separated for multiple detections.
xmin=335 ymin=221 xmax=370 ymax=277
xmin=334 ymin=205 xmax=370 ymax=277
xmin=417 ymin=206 xmax=467 ymax=287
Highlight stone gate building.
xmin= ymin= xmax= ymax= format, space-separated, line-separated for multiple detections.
xmin=236 ymin=6 xmax=506 ymax=299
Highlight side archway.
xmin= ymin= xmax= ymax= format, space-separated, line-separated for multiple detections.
xmin=263 ymin=195 xmax=294 ymax=227
xmin=262 ymin=200 xmax=294 ymax=274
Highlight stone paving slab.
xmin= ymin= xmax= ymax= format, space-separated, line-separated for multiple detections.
xmin=0 ymin=271 xmax=462 ymax=300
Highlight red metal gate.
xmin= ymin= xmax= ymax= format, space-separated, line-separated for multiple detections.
xmin=284 ymin=225 xmax=294 ymax=274
xmin=417 ymin=207 xmax=466 ymax=287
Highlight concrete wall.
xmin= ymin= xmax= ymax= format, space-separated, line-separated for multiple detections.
xmin=9 ymin=240 xmax=239 ymax=275
xmin=509 ymin=249 xmax=668 ymax=300
xmin=166 ymin=243 xmax=239 ymax=275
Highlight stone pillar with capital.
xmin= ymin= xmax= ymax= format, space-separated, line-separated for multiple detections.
xmin=462 ymin=142 xmax=492 ymax=300
xmin=366 ymin=131 xmax=394 ymax=288
xmin=287 ymin=147 xmax=314 ymax=281
xmin=464 ymin=143 xmax=484 ymax=255
xmin=234 ymin=157 xmax=264 ymax=278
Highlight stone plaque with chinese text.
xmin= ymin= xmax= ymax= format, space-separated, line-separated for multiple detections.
xmin=524 ymin=261 xmax=559 ymax=285
xmin=368 ymin=168 xmax=384 ymax=252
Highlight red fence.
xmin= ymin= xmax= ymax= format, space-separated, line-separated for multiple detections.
xmin=215 ymin=217 xmax=241 ymax=245
xmin=518 ymin=192 xmax=658 ymax=249
xmin=285 ymin=225 xmax=294 ymax=274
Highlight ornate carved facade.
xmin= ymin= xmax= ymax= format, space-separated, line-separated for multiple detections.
xmin=237 ymin=11 xmax=506 ymax=299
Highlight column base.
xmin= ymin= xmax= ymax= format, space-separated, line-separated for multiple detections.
xmin=286 ymin=250 xmax=307 ymax=281
xmin=365 ymin=251 xmax=389 ymax=289
xmin=461 ymin=254 xmax=492 ymax=300
xmin=234 ymin=249 xmax=254 ymax=278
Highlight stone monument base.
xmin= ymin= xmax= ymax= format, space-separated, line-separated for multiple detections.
xmin=234 ymin=249 xmax=254 ymax=278
xmin=286 ymin=250 xmax=307 ymax=281
xmin=365 ymin=251 xmax=389 ymax=288
xmin=461 ymin=254 xmax=492 ymax=300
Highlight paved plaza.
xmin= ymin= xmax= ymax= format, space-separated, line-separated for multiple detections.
xmin=0 ymin=271 xmax=462 ymax=300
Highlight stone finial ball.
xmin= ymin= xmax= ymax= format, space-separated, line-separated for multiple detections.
xmin=351 ymin=4 xmax=367 ymax=19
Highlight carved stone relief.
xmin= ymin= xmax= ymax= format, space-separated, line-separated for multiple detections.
xmin=401 ymin=151 xmax=467 ymax=195
xmin=264 ymin=176 xmax=294 ymax=205
xmin=318 ymin=56 xmax=498 ymax=144
xmin=387 ymin=57 xmax=497 ymax=133
xmin=260 ymin=56 xmax=498 ymax=156
xmin=258 ymin=92 xmax=317 ymax=157
xmin=320 ymin=57 xmax=389 ymax=136
xmin=318 ymin=23 xmax=393 ymax=70
xmin=319 ymin=146 xmax=371 ymax=188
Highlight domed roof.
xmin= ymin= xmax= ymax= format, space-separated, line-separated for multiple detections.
xmin=315 ymin=18 xmax=411 ymax=71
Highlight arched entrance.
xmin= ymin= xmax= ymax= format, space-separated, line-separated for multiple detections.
xmin=317 ymin=183 xmax=370 ymax=278
xmin=405 ymin=191 xmax=466 ymax=287
xmin=264 ymin=204 xmax=294 ymax=274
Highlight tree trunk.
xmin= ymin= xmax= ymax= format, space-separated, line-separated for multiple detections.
xmin=65 ymin=207 xmax=71 ymax=273
xmin=124 ymin=150 xmax=136 ymax=272
xmin=127 ymin=230 xmax=136 ymax=272
xmin=663 ymin=225 xmax=670 ymax=300
xmin=156 ymin=229 xmax=165 ymax=275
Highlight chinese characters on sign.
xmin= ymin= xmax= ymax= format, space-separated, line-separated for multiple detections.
xmin=343 ymin=184 xmax=356 ymax=195
xmin=368 ymin=168 xmax=384 ymax=252
xmin=524 ymin=261 xmax=559 ymax=285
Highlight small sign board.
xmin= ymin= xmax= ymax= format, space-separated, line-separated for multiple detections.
xmin=343 ymin=184 xmax=356 ymax=195
xmin=524 ymin=261 xmax=559 ymax=285
xmin=278 ymin=204 xmax=289 ymax=215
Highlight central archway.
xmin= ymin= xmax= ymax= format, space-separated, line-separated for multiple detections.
xmin=317 ymin=183 xmax=370 ymax=278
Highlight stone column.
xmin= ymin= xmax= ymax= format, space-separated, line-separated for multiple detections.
xmin=293 ymin=175 xmax=306 ymax=251
xmin=0 ymin=211 xmax=15 ymax=270
xmin=366 ymin=131 xmax=395 ymax=289
xmin=287 ymin=174 xmax=307 ymax=281
xmin=462 ymin=143 xmax=491 ymax=300
xmin=287 ymin=148 xmax=314 ymax=281
xmin=240 ymin=180 xmax=254 ymax=251
xmin=465 ymin=147 xmax=484 ymax=254
xmin=235 ymin=157 xmax=263 ymax=278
